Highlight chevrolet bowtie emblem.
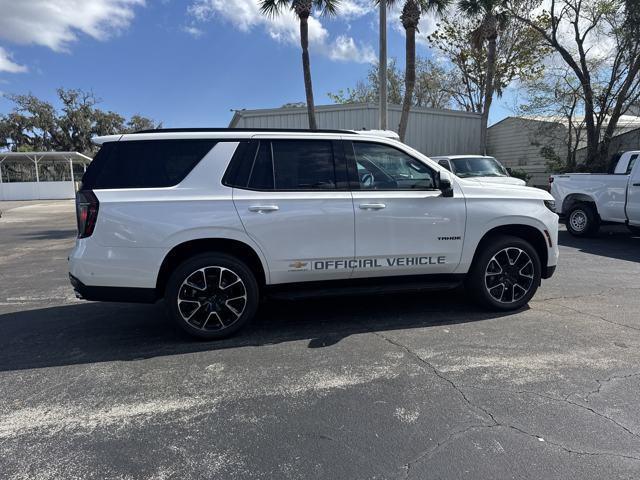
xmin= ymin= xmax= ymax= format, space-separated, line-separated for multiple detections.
xmin=290 ymin=261 xmax=308 ymax=269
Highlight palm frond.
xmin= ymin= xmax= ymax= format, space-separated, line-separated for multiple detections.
xmin=315 ymin=0 xmax=341 ymax=17
xmin=373 ymin=0 xmax=401 ymax=9
xmin=259 ymin=0 xmax=291 ymax=18
xmin=420 ymin=0 xmax=452 ymax=16
xmin=457 ymin=0 xmax=483 ymax=16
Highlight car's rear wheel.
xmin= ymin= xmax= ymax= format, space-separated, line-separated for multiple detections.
xmin=467 ymin=235 xmax=541 ymax=311
xmin=166 ymin=253 xmax=259 ymax=340
xmin=566 ymin=203 xmax=599 ymax=236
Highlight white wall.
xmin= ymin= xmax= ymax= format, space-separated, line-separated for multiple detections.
xmin=0 ymin=181 xmax=75 ymax=201
xmin=230 ymin=103 xmax=483 ymax=157
xmin=487 ymin=117 xmax=567 ymax=187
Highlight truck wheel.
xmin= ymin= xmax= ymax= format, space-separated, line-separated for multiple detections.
xmin=467 ymin=235 xmax=541 ymax=311
xmin=166 ymin=253 xmax=259 ymax=340
xmin=566 ymin=203 xmax=599 ymax=236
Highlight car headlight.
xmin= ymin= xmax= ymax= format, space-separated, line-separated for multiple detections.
xmin=544 ymin=200 xmax=556 ymax=212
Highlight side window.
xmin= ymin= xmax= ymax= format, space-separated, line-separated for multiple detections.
xmin=248 ymin=141 xmax=274 ymax=190
xmin=246 ymin=140 xmax=337 ymax=190
xmin=626 ymin=154 xmax=638 ymax=175
xmin=85 ymin=140 xmax=217 ymax=189
xmin=438 ymin=159 xmax=452 ymax=171
xmin=352 ymin=142 xmax=437 ymax=190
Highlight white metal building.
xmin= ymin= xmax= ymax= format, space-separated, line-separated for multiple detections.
xmin=0 ymin=152 xmax=92 ymax=201
xmin=487 ymin=115 xmax=640 ymax=187
xmin=230 ymin=103 xmax=482 ymax=157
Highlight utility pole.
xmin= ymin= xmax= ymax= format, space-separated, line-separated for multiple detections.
xmin=379 ymin=0 xmax=388 ymax=130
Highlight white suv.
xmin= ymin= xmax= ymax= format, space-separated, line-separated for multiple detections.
xmin=69 ymin=128 xmax=559 ymax=339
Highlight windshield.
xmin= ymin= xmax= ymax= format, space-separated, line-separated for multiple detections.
xmin=450 ymin=157 xmax=509 ymax=178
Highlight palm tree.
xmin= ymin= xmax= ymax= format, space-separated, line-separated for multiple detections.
xmin=458 ymin=0 xmax=507 ymax=153
xmin=260 ymin=0 xmax=340 ymax=130
xmin=382 ymin=0 xmax=450 ymax=142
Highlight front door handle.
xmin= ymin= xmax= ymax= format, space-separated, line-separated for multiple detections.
xmin=359 ymin=203 xmax=386 ymax=210
xmin=248 ymin=205 xmax=279 ymax=213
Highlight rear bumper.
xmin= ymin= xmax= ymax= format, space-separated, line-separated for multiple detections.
xmin=69 ymin=274 xmax=157 ymax=304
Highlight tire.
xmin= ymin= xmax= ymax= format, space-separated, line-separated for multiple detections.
xmin=628 ymin=225 xmax=640 ymax=236
xmin=466 ymin=235 xmax=542 ymax=311
xmin=165 ymin=253 xmax=259 ymax=340
xmin=566 ymin=203 xmax=600 ymax=236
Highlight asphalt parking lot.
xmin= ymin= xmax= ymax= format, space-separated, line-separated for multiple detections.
xmin=1 ymin=200 xmax=639 ymax=479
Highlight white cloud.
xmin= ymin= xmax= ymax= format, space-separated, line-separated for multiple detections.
xmin=0 ymin=47 xmax=27 ymax=74
xmin=188 ymin=0 xmax=375 ymax=63
xmin=0 ymin=0 xmax=145 ymax=53
xmin=329 ymin=35 xmax=376 ymax=63
xmin=183 ymin=25 xmax=205 ymax=38
xmin=340 ymin=0 xmax=375 ymax=20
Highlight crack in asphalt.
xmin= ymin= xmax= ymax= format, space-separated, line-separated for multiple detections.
xmin=536 ymin=288 xmax=617 ymax=302
xmin=543 ymin=302 xmax=640 ymax=333
xmin=370 ymin=332 xmax=640 ymax=479
xmin=459 ymin=384 xmax=640 ymax=440
xmin=585 ymin=372 xmax=640 ymax=402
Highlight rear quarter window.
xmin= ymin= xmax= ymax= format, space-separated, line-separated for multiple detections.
xmin=82 ymin=139 xmax=217 ymax=189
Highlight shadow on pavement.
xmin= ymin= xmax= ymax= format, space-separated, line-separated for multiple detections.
xmin=558 ymin=228 xmax=640 ymax=263
xmin=0 ymin=290 xmax=518 ymax=372
xmin=18 ymin=229 xmax=78 ymax=241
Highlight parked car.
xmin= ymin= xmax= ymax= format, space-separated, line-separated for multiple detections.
xmin=432 ymin=155 xmax=526 ymax=186
xmin=69 ymin=128 xmax=559 ymax=339
xmin=550 ymin=151 xmax=640 ymax=236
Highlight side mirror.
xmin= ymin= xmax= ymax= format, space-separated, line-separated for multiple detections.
xmin=438 ymin=171 xmax=454 ymax=198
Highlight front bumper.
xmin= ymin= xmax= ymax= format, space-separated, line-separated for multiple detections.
xmin=542 ymin=265 xmax=556 ymax=279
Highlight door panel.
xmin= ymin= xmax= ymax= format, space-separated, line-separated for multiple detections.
xmin=351 ymin=190 xmax=465 ymax=277
xmin=232 ymin=138 xmax=355 ymax=284
xmin=234 ymin=190 xmax=355 ymax=283
xmin=347 ymin=140 xmax=466 ymax=278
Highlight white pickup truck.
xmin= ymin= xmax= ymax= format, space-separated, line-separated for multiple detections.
xmin=550 ymin=151 xmax=640 ymax=236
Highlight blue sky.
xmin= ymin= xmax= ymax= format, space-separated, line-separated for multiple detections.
xmin=0 ymin=0 xmax=513 ymax=128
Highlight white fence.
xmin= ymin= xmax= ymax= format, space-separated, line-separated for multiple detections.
xmin=0 ymin=181 xmax=77 ymax=201
xmin=0 ymin=152 xmax=90 ymax=201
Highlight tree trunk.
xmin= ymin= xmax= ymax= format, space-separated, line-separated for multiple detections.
xmin=480 ymin=36 xmax=497 ymax=155
xmin=299 ymin=15 xmax=317 ymax=130
xmin=398 ymin=25 xmax=416 ymax=143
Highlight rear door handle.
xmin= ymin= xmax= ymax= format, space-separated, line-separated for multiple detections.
xmin=359 ymin=203 xmax=386 ymax=210
xmin=248 ymin=205 xmax=279 ymax=213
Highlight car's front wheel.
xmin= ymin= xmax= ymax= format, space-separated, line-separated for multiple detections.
xmin=467 ymin=235 xmax=542 ymax=311
xmin=166 ymin=253 xmax=259 ymax=340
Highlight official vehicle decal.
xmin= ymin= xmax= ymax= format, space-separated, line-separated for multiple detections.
xmin=289 ymin=256 xmax=446 ymax=271
xmin=438 ymin=236 xmax=462 ymax=241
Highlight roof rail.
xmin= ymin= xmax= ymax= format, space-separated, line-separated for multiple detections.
xmin=133 ymin=127 xmax=354 ymax=134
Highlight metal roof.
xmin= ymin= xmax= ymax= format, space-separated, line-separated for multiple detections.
xmin=0 ymin=151 xmax=92 ymax=163
xmin=133 ymin=127 xmax=353 ymax=134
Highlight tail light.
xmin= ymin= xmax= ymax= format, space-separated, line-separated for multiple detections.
xmin=76 ymin=190 xmax=99 ymax=238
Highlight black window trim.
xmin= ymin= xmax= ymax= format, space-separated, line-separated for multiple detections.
xmin=345 ymin=140 xmax=441 ymax=192
xmin=224 ymin=138 xmax=350 ymax=192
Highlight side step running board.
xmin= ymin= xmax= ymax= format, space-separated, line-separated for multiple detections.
xmin=265 ymin=276 xmax=464 ymax=301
